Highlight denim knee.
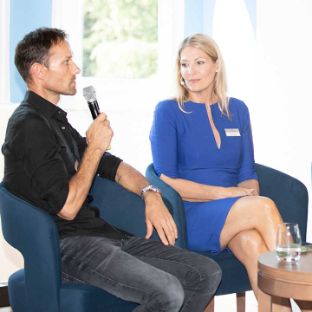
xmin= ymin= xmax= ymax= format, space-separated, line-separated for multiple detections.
xmin=153 ymin=275 xmax=184 ymax=312
xmin=198 ymin=258 xmax=222 ymax=295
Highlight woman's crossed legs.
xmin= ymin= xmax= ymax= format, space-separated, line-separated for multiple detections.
xmin=220 ymin=196 xmax=287 ymax=306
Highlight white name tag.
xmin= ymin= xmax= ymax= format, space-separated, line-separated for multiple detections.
xmin=225 ymin=128 xmax=240 ymax=136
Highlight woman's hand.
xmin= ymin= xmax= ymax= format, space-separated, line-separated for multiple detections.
xmin=221 ymin=186 xmax=257 ymax=198
xmin=160 ymin=174 xmax=258 ymax=202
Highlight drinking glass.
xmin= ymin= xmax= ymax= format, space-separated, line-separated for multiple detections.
xmin=276 ymin=222 xmax=302 ymax=263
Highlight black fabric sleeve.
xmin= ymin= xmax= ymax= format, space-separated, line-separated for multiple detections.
xmin=11 ymin=114 xmax=69 ymax=214
xmin=98 ymin=152 xmax=123 ymax=181
xmin=69 ymin=126 xmax=122 ymax=181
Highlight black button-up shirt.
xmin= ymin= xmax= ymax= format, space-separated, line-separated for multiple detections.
xmin=2 ymin=91 xmax=125 ymax=238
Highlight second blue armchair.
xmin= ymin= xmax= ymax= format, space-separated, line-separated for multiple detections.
xmin=146 ymin=163 xmax=308 ymax=312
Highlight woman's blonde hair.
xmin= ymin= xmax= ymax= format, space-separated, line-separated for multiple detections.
xmin=176 ymin=33 xmax=229 ymax=116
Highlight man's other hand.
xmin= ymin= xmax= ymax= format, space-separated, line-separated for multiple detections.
xmin=144 ymin=192 xmax=178 ymax=246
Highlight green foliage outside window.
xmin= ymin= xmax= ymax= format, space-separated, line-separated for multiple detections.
xmin=83 ymin=0 xmax=158 ymax=78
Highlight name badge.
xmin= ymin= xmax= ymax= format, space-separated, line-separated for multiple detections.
xmin=225 ymin=128 xmax=240 ymax=136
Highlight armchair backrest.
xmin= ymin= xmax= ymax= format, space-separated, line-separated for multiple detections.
xmin=0 ymin=183 xmax=61 ymax=312
xmin=256 ymin=164 xmax=308 ymax=241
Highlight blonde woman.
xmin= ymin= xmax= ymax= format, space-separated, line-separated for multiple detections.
xmin=150 ymin=33 xmax=289 ymax=309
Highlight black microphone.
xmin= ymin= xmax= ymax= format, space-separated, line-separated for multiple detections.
xmin=83 ymin=85 xmax=101 ymax=119
xmin=82 ymin=85 xmax=111 ymax=150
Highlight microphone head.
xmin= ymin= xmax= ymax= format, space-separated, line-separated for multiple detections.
xmin=83 ymin=85 xmax=96 ymax=102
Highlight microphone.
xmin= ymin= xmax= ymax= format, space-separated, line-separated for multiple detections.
xmin=83 ymin=85 xmax=101 ymax=119
xmin=82 ymin=85 xmax=111 ymax=150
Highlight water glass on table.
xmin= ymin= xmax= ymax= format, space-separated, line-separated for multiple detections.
xmin=276 ymin=222 xmax=302 ymax=263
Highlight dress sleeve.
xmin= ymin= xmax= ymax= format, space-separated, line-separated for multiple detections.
xmin=238 ymin=103 xmax=258 ymax=183
xmin=150 ymin=101 xmax=179 ymax=178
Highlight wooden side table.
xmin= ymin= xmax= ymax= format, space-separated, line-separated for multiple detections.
xmin=0 ymin=282 xmax=9 ymax=308
xmin=258 ymin=251 xmax=312 ymax=312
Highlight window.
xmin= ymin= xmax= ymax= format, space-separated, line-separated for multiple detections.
xmin=52 ymin=0 xmax=184 ymax=171
xmin=53 ymin=0 xmax=183 ymax=83
xmin=83 ymin=0 xmax=158 ymax=79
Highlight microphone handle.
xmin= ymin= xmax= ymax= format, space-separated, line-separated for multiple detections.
xmin=87 ymin=99 xmax=111 ymax=150
xmin=88 ymin=100 xmax=100 ymax=119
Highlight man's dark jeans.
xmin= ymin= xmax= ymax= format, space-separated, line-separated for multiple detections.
xmin=60 ymin=236 xmax=221 ymax=312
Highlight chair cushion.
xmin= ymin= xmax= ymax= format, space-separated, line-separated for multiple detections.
xmin=9 ymin=269 xmax=138 ymax=312
xmin=60 ymin=284 xmax=138 ymax=312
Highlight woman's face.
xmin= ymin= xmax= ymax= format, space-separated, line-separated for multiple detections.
xmin=180 ymin=46 xmax=218 ymax=99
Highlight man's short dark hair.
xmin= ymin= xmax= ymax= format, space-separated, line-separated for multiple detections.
xmin=15 ymin=27 xmax=67 ymax=82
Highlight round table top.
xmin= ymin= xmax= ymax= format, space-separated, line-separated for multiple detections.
xmin=258 ymin=251 xmax=312 ymax=284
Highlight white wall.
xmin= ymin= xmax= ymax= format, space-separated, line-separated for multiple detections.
xmin=213 ymin=0 xmax=312 ymax=242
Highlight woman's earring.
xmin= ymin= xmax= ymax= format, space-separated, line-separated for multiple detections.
xmin=180 ymin=77 xmax=185 ymax=85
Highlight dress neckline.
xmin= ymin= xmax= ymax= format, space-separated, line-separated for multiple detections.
xmin=185 ymin=100 xmax=218 ymax=107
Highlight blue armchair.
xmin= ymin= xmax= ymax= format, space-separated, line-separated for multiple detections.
xmin=0 ymin=176 xmax=152 ymax=312
xmin=145 ymin=163 xmax=308 ymax=312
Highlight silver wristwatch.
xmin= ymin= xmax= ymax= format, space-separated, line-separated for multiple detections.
xmin=140 ymin=185 xmax=161 ymax=198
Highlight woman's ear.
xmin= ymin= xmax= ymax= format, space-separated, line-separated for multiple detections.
xmin=215 ymin=60 xmax=220 ymax=73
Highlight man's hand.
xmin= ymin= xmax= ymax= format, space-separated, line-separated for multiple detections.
xmin=86 ymin=113 xmax=112 ymax=152
xmin=144 ymin=192 xmax=178 ymax=246
xmin=114 ymin=162 xmax=178 ymax=245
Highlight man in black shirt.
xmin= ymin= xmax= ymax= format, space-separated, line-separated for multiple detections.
xmin=2 ymin=28 xmax=221 ymax=311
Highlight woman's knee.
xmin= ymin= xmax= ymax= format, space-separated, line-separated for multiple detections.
xmin=258 ymin=196 xmax=282 ymax=221
xmin=260 ymin=196 xmax=277 ymax=211
xmin=230 ymin=230 xmax=265 ymax=256
xmin=226 ymin=196 xmax=276 ymax=222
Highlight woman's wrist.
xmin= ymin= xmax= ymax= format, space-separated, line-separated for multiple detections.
xmin=214 ymin=186 xmax=228 ymax=199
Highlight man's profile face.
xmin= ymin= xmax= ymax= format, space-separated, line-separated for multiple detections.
xmin=41 ymin=40 xmax=80 ymax=98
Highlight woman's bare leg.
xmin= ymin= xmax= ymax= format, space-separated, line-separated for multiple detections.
xmin=220 ymin=196 xmax=292 ymax=311
xmin=227 ymin=230 xmax=292 ymax=311
xmin=227 ymin=229 xmax=267 ymax=296
xmin=220 ymin=196 xmax=283 ymax=250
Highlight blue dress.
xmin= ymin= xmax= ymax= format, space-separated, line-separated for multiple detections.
xmin=150 ymin=98 xmax=257 ymax=252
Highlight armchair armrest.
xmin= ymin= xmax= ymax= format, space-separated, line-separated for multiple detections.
xmin=145 ymin=164 xmax=187 ymax=248
xmin=90 ymin=176 xmax=160 ymax=240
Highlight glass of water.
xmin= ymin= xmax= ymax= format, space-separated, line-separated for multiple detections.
xmin=276 ymin=222 xmax=302 ymax=263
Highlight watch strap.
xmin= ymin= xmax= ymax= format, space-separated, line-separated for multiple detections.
xmin=140 ymin=185 xmax=161 ymax=198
